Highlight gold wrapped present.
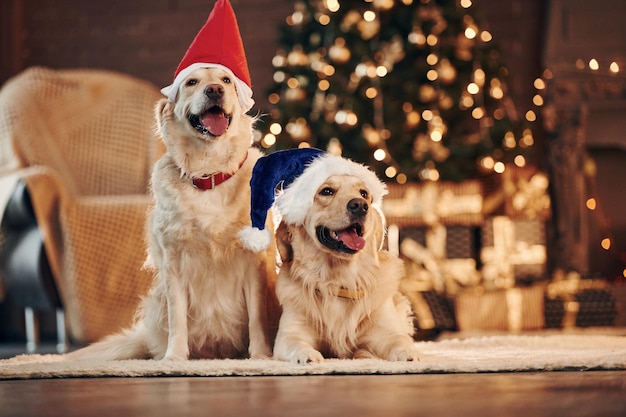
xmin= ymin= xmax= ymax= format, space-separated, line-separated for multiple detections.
xmin=455 ymin=285 xmax=546 ymax=331
xmin=503 ymin=165 xmax=551 ymax=220
xmin=545 ymin=273 xmax=618 ymax=328
xmin=481 ymin=216 xmax=547 ymax=288
xmin=384 ymin=181 xmax=484 ymax=227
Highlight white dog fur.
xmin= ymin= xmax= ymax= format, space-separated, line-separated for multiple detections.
xmin=68 ymin=67 xmax=277 ymax=361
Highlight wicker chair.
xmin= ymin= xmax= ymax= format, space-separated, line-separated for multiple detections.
xmin=0 ymin=67 xmax=163 ymax=347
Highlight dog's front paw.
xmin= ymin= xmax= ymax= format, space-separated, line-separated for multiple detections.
xmin=249 ymin=342 xmax=273 ymax=360
xmin=163 ymin=346 xmax=189 ymax=361
xmin=162 ymin=353 xmax=188 ymax=361
xmin=292 ymin=348 xmax=324 ymax=365
xmin=353 ymin=348 xmax=376 ymax=359
xmin=250 ymin=350 xmax=272 ymax=360
xmin=388 ymin=346 xmax=420 ymax=362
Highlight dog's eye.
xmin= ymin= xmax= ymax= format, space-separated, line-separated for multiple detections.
xmin=360 ymin=189 xmax=369 ymax=199
xmin=319 ymin=187 xmax=335 ymax=196
xmin=185 ymin=79 xmax=198 ymax=86
xmin=222 ymin=76 xmax=231 ymax=84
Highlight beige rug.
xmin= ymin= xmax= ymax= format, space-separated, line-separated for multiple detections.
xmin=1 ymin=334 xmax=625 ymax=380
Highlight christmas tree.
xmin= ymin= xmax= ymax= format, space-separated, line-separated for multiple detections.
xmin=259 ymin=0 xmax=538 ymax=183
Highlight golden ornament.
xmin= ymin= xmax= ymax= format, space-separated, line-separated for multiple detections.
xmin=329 ymin=38 xmax=351 ymax=64
xmin=438 ymin=58 xmax=457 ymax=84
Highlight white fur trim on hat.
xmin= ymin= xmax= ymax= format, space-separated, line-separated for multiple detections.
xmin=276 ymin=154 xmax=388 ymax=226
xmin=160 ymin=62 xmax=254 ymax=112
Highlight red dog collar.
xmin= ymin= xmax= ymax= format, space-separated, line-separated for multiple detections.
xmin=191 ymin=152 xmax=248 ymax=190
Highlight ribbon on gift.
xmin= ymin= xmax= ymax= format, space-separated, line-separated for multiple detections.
xmin=401 ymin=234 xmax=481 ymax=295
xmin=546 ymin=271 xmax=611 ymax=328
xmin=399 ymin=278 xmax=436 ymax=330
xmin=481 ymin=216 xmax=547 ymax=289
xmin=401 ymin=236 xmax=445 ymax=292
xmin=505 ymin=168 xmax=551 ymax=220
xmin=481 ymin=165 xmax=551 ymax=220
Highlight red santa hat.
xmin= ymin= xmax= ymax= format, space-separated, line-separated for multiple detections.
xmin=160 ymin=0 xmax=254 ymax=112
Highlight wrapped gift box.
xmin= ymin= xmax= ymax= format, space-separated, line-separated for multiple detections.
xmin=480 ymin=165 xmax=551 ymax=220
xmin=502 ymin=165 xmax=551 ymax=220
xmin=481 ymin=216 xmax=547 ymax=288
xmin=545 ymin=278 xmax=618 ymax=328
xmin=455 ymin=285 xmax=545 ymax=331
xmin=383 ymin=181 xmax=484 ymax=227
xmin=399 ymin=283 xmax=457 ymax=340
xmin=400 ymin=225 xmax=480 ymax=259
xmin=399 ymin=225 xmax=481 ymax=294
xmin=384 ymin=181 xmax=486 ymax=294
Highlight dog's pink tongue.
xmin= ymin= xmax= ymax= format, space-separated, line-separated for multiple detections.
xmin=337 ymin=229 xmax=365 ymax=251
xmin=201 ymin=112 xmax=228 ymax=136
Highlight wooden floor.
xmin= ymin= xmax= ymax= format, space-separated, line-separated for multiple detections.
xmin=1 ymin=370 xmax=625 ymax=417
xmin=2 ymin=329 xmax=626 ymax=417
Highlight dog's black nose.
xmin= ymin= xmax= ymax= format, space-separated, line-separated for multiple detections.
xmin=205 ymin=84 xmax=224 ymax=98
xmin=347 ymin=198 xmax=368 ymax=216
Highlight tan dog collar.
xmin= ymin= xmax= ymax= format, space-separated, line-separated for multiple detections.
xmin=317 ymin=284 xmax=365 ymax=300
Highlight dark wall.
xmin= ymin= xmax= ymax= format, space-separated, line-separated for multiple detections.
xmin=0 ymin=0 xmax=293 ymax=111
xmin=1 ymin=0 xmax=545 ymax=114
xmin=475 ymin=0 xmax=546 ymax=115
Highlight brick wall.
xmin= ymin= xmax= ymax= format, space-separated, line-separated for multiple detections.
xmin=1 ymin=0 xmax=544 ymax=113
xmin=0 ymin=0 xmax=292 ymax=111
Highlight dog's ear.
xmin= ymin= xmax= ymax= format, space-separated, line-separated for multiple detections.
xmin=275 ymin=221 xmax=294 ymax=264
xmin=154 ymin=98 xmax=173 ymax=133
xmin=370 ymin=208 xmax=385 ymax=251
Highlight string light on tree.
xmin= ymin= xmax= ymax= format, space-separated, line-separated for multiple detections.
xmin=261 ymin=0 xmax=539 ymax=183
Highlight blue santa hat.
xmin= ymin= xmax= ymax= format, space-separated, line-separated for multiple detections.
xmin=238 ymin=148 xmax=388 ymax=252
